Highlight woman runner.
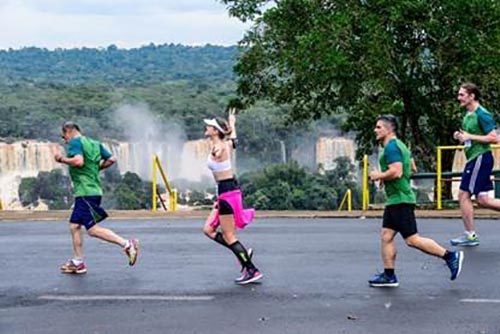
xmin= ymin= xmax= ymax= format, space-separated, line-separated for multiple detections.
xmin=202 ymin=109 xmax=263 ymax=285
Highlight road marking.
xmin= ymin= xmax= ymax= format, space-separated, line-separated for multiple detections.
xmin=38 ymin=295 xmax=214 ymax=301
xmin=460 ymin=299 xmax=500 ymax=304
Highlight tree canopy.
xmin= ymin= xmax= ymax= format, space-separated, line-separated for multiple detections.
xmin=0 ymin=44 xmax=237 ymax=85
xmin=222 ymin=0 xmax=500 ymax=169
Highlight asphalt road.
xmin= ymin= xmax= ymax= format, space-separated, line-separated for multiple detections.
xmin=1 ymin=217 xmax=500 ymax=334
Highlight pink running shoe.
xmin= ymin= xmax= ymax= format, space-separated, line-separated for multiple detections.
xmin=60 ymin=260 xmax=87 ymax=274
xmin=235 ymin=268 xmax=263 ymax=285
xmin=235 ymin=248 xmax=253 ymax=282
xmin=124 ymin=239 xmax=140 ymax=266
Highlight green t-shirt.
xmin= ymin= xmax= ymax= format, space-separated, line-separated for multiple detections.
xmin=462 ymin=105 xmax=496 ymax=161
xmin=379 ymin=138 xmax=416 ymax=206
xmin=66 ymin=136 xmax=112 ymax=197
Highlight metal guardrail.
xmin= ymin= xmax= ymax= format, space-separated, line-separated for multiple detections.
xmin=362 ymin=145 xmax=500 ymax=210
xmin=436 ymin=144 xmax=500 ymax=209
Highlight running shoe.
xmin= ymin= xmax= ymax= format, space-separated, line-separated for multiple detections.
xmin=60 ymin=259 xmax=87 ymax=274
xmin=450 ymin=233 xmax=479 ymax=247
xmin=238 ymin=248 xmax=253 ymax=273
xmin=124 ymin=239 xmax=140 ymax=266
xmin=445 ymin=250 xmax=464 ymax=280
xmin=235 ymin=248 xmax=253 ymax=282
xmin=368 ymin=272 xmax=399 ymax=287
xmin=235 ymin=268 xmax=263 ymax=285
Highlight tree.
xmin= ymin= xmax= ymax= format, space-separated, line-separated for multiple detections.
xmin=18 ymin=177 xmax=38 ymax=206
xmin=221 ymin=0 xmax=500 ymax=172
xmin=323 ymin=157 xmax=361 ymax=209
xmin=18 ymin=170 xmax=72 ymax=209
xmin=113 ymin=172 xmax=151 ymax=210
xmin=239 ymin=159 xmax=359 ymax=210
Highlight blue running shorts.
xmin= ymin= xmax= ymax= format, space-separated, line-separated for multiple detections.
xmin=70 ymin=196 xmax=108 ymax=230
xmin=459 ymin=152 xmax=494 ymax=196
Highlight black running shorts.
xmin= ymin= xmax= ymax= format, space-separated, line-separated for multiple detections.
xmin=217 ymin=178 xmax=239 ymax=215
xmin=382 ymin=203 xmax=418 ymax=239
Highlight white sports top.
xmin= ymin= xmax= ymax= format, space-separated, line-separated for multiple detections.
xmin=207 ymin=154 xmax=232 ymax=172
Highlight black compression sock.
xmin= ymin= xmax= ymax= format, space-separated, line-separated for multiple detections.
xmin=229 ymin=241 xmax=256 ymax=271
xmin=213 ymin=232 xmax=230 ymax=248
xmin=384 ymin=268 xmax=395 ymax=277
xmin=443 ymin=250 xmax=453 ymax=261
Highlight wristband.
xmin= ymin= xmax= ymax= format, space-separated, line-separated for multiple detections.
xmin=231 ymin=137 xmax=238 ymax=148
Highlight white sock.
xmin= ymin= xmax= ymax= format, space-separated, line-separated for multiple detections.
xmin=465 ymin=230 xmax=476 ymax=237
xmin=72 ymin=258 xmax=83 ymax=265
xmin=123 ymin=240 xmax=130 ymax=249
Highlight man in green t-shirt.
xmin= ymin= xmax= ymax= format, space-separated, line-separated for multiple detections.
xmin=54 ymin=121 xmax=139 ymax=274
xmin=368 ymin=115 xmax=463 ymax=287
xmin=451 ymin=83 xmax=500 ymax=247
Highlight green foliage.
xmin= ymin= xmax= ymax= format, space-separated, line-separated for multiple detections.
xmin=18 ymin=170 xmax=72 ymax=209
xmin=0 ymin=44 xmax=237 ymax=85
xmin=223 ymin=0 xmax=500 ymax=171
xmin=239 ymin=157 xmax=360 ymax=210
xmin=0 ymin=81 xmax=237 ymax=141
xmin=18 ymin=177 xmax=38 ymax=206
xmin=0 ymin=44 xmax=325 ymax=171
xmin=0 ymin=45 xmax=244 ymax=141
xmin=18 ymin=168 xmax=152 ymax=210
xmin=111 ymin=172 xmax=151 ymax=210
xmin=187 ymin=190 xmax=213 ymax=206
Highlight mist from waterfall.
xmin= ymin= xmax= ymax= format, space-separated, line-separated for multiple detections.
xmin=112 ymin=104 xmax=211 ymax=182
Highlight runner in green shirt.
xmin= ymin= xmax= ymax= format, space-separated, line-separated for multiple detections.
xmin=368 ymin=115 xmax=463 ymax=287
xmin=54 ymin=121 xmax=139 ymax=274
xmin=451 ymin=83 xmax=500 ymax=247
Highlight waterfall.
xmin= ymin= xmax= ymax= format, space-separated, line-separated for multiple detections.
xmin=0 ymin=139 xmax=215 ymax=209
xmin=315 ymin=137 xmax=356 ymax=172
xmin=0 ymin=141 xmax=63 ymax=209
xmin=108 ymin=141 xmax=173 ymax=181
xmin=279 ymin=140 xmax=286 ymax=164
xmin=179 ymin=139 xmax=212 ymax=181
xmin=0 ymin=136 xmax=363 ymax=209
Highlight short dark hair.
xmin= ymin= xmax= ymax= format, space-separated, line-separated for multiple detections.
xmin=460 ymin=82 xmax=481 ymax=101
xmin=62 ymin=121 xmax=81 ymax=132
xmin=376 ymin=114 xmax=398 ymax=133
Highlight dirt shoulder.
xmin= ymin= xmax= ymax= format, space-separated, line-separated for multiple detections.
xmin=0 ymin=209 xmax=499 ymax=221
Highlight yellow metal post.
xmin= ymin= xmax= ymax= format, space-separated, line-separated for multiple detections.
xmin=362 ymin=155 xmax=369 ymax=211
xmin=152 ymin=155 xmax=177 ymax=212
xmin=169 ymin=189 xmax=178 ymax=211
xmin=338 ymin=189 xmax=352 ymax=212
xmin=152 ymin=156 xmax=158 ymax=212
xmin=436 ymin=147 xmax=442 ymax=210
xmin=155 ymin=156 xmax=172 ymax=194
xmin=347 ymin=189 xmax=352 ymax=212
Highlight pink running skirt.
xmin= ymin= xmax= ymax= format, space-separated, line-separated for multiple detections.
xmin=208 ymin=189 xmax=255 ymax=230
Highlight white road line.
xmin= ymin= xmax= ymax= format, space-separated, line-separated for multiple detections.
xmin=460 ymin=299 xmax=500 ymax=304
xmin=38 ymin=295 xmax=214 ymax=301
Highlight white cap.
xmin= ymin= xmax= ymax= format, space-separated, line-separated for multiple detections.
xmin=203 ymin=118 xmax=225 ymax=134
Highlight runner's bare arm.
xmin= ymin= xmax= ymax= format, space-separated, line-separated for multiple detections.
xmin=369 ymin=162 xmax=403 ymax=181
xmin=228 ymin=108 xmax=238 ymax=149
xmin=55 ymin=153 xmax=84 ymax=167
xmin=100 ymin=156 xmax=116 ymax=170
xmin=458 ymin=129 xmax=497 ymax=144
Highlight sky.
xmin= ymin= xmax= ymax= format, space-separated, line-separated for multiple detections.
xmin=0 ymin=0 xmax=250 ymax=50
